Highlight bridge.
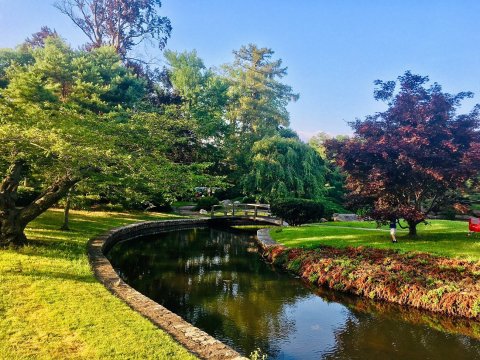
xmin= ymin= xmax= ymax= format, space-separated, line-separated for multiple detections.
xmin=209 ymin=203 xmax=283 ymax=226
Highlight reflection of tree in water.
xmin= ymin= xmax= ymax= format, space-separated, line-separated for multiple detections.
xmin=311 ymin=285 xmax=480 ymax=343
xmin=317 ymin=289 xmax=480 ymax=360
xmin=109 ymin=228 xmax=311 ymax=357
xmin=321 ymin=302 xmax=480 ymax=360
xmin=109 ymin=228 xmax=480 ymax=359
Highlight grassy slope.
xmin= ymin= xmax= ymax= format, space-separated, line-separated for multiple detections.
xmin=270 ymin=220 xmax=480 ymax=261
xmin=0 ymin=209 xmax=196 ymax=360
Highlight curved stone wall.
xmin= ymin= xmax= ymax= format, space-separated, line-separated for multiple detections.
xmin=88 ymin=219 xmax=246 ymax=360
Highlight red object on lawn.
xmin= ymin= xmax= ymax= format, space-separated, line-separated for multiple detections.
xmin=468 ymin=218 xmax=480 ymax=234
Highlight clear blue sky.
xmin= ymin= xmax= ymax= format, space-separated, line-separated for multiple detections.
xmin=1 ymin=0 xmax=479 ymax=139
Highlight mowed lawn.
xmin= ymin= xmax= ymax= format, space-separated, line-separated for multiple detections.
xmin=270 ymin=220 xmax=480 ymax=261
xmin=0 ymin=209 xmax=196 ymax=360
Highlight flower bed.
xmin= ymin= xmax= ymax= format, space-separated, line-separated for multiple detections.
xmin=264 ymin=245 xmax=480 ymax=319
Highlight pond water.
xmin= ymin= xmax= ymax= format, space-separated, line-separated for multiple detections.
xmin=107 ymin=227 xmax=480 ymax=359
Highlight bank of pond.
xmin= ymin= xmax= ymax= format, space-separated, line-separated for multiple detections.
xmin=107 ymin=226 xmax=480 ymax=359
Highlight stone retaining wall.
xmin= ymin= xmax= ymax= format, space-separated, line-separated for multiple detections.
xmin=88 ymin=219 xmax=246 ymax=360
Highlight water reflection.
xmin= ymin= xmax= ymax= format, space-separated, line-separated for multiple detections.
xmin=108 ymin=228 xmax=480 ymax=359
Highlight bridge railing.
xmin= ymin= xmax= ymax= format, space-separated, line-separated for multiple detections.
xmin=210 ymin=203 xmax=272 ymax=219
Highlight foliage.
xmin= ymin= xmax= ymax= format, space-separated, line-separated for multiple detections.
xmin=327 ymin=71 xmax=480 ymax=235
xmin=0 ymin=209 xmax=194 ymax=359
xmin=0 ymin=47 xmax=34 ymax=88
xmin=271 ymin=198 xmax=325 ymax=226
xmin=15 ymin=186 xmax=41 ymax=207
xmin=243 ymin=135 xmax=326 ymax=202
xmin=264 ymin=236 xmax=480 ymax=319
xmin=225 ymin=44 xmax=298 ymax=139
xmin=0 ymin=38 xmax=216 ymax=246
xmin=54 ymin=0 xmax=171 ymax=57
xmin=194 ymin=196 xmax=219 ymax=211
xmin=322 ymin=198 xmax=348 ymax=219
xmin=223 ymin=44 xmax=299 ymax=188
xmin=163 ymin=50 xmax=229 ymax=170
xmin=23 ymin=26 xmax=59 ymax=49
xmin=309 ymin=132 xmax=348 ymax=207
xmin=250 ymin=348 xmax=268 ymax=360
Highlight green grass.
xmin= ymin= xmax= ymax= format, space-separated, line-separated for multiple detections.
xmin=0 ymin=209 xmax=196 ymax=360
xmin=270 ymin=220 xmax=480 ymax=261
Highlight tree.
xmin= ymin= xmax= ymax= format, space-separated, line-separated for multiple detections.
xmin=164 ymin=51 xmax=228 ymax=142
xmin=243 ymin=133 xmax=326 ymax=202
xmin=24 ymin=26 xmax=59 ymax=49
xmin=225 ymin=44 xmax=299 ymax=142
xmin=54 ymin=0 xmax=171 ymax=58
xmin=327 ymin=71 xmax=480 ymax=236
xmin=309 ymin=132 xmax=348 ymax=205
xmin=0 ymin=39 xmax=211 ymax=246
xmin=223 ymin=44 xmax=299 ymax=192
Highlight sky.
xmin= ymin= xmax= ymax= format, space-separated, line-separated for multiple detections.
xmin=1 ymin=0 xmax=480 ymax=140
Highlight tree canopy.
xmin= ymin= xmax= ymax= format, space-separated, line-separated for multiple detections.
xmin=327 ymin=71 xmax=480 ymax=235
xmin=243 ymin=133 xmax=326 ymax=202
xmin=54 ymin=0 xmax=171 ymax=57
xmin=0 ymin=38 xmax=216 ymax=246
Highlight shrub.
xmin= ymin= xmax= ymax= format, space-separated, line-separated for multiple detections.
xmin=271 ymin=198 xmax=325 ymax=226
xmin=322 ymin=198 xmax=347 ymax=220
xmin=194 ymin=196 xmax=219 ymax=211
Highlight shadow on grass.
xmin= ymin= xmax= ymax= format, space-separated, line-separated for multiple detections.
xmin=23 ymin=239 xmax=87 ymax=260
xmin=5 ymin=268 xmax=96 ymax=284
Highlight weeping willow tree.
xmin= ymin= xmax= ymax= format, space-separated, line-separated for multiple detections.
xmin=243 ymin=134 xmax=327 ymax=202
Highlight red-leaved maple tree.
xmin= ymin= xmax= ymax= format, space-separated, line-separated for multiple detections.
xmin=327 ymin=71 xmax=480 ymax=236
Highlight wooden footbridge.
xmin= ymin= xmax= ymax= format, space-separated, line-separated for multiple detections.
xmin=209 ymin=203 xmax=283 ymax=226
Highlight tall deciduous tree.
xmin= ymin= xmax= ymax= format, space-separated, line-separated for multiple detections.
xmin=243 ymin=132 xmax=326 ymax=202
xmin=24 ymin=26 xmax=59 ymax=49
xmin=0 ymin=38 xmax=211 ymax=247
xmin=54 ymin=0 xmax=171 ymax=58
xmin=163 ymin=50 xmax=229 ymax=173
xmin=327 ymin=71 xmax=480 ymax=236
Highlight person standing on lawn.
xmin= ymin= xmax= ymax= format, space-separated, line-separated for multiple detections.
xmin=390 ymin=218 xmax=397 ymax=243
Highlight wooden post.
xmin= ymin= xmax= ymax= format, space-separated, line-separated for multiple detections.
xmin=211 ymin=207 xmax=214 ymax=218
xmin=232 ymin=203 xmax=235 ymax=216
xmin=254 ymin=206 xmax=258 ymax=219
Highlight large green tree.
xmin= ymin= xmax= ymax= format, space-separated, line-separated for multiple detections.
xmin=243 ymin=133 xmax=326 ymax=202
xmin=223 ymin=44 xmax=299 ymax=191
xmin=163 ymin=50 xmax=229 ymax=170
xmin=0 ymin=38 xmax=211 ymax=246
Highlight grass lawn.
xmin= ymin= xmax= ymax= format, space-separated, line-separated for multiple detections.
xmin=270 ymin=220 xmax=480 ymax=261
xmin=0 ymin=209 xmax=197 ymax=360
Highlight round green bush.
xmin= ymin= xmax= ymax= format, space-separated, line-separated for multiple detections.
xmin=271 ymin=198 xmax=325 ymax=226
xmin=194 ymin=196 xmax=219 ymax=211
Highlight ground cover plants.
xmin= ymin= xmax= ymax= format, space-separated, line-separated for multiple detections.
xmin=0 ymin=209 xmax=196 ymax=360
xmin=266 ymin=219 xmax=480 ymax=319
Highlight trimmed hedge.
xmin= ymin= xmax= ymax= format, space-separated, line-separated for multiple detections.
xmin=194 ymin=196 xmax=219 ymax=211
xmin=271 ymin=198 xmax=325 ymax=226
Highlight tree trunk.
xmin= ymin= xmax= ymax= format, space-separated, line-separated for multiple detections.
xmin=0 ymin=159 xmax=81 ymax=247
xmin=0 ymin=160 xmax=27 ymax=247
xmin=408 ymin=221 xmax=418 ymax=237
xmin=0 ymin=210 xmax=27 ymax=247
xmin=60 ymin=192 xmax=71 ymax=231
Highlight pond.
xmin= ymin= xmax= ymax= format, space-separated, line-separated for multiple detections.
xmin=107 ymin=227 xmax=480 ymax=359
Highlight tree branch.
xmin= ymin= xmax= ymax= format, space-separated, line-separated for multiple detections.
xmin=19 ymin=176 xmax=80 ymax=226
